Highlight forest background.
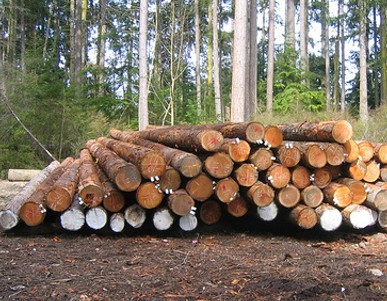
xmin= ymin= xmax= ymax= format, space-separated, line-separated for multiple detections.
xmin=0 ymin=0 xmax=387 ymax=178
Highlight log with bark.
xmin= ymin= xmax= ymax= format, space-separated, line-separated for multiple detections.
xmin=246 ymin=181 xmax=275 ymax=207
xmin=60 ymin=194 xmax=85 ymax=231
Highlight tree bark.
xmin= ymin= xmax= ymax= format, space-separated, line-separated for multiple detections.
xmin=359 ymin=0 xmax=368 ymax=121
xmin=213 ymin=0 xmax=223 ymax=121
xmin=266 ymin=0 xmax=275 ymax=113
xmin=139 ymin=0 xmax=149 ymax=130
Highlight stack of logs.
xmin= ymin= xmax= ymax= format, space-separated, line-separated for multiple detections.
xmin=0 ymin=120 xmax=386 ymax=234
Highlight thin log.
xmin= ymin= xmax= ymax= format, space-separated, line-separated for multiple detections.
xmin=185 ymin=173 xmax=214 ymax=202
xmin=179 ymin=214 xmax=198 ymax=231
xmin=158 ymin=167 xmax=182 ymax=194
xmin=301 ymin=185 xmax=324 ymax=208
xmin=86 ymin=139 xmax=142 ymax=191
xmin=276 ymin=144 xmax=301 ymax=167
xmin=315 ymin=203 xmax=342 ymax=231
xmin=168 ymin=189 xmax=196 ymax=216
xmin=110 ymin=212 xmax=125 ymax=233
xmin=375 ymin=143 xmax=387 ymax=164
xmin=357 ymin=141 xmax=375 ymax=163
xmin=289 ymin=204 xmax=318 ymax=229
xmin=249 ymin=148 xmax=275 ymax=171
xmin=380 ymin=166 xmax=387 ymax=182
xmin=378 ymin=210 xmax=387 ymax=230
xmin=0 ymin=160 xmax=60 ymax=230
xmin=85 ymin=206 xmax=108 ymax=230
xmin=46 ymin=159 xmax=80 ymax=212
xmin=220 ymin=138 xmax=251 ymax=162
xmin=257 ymin=202 xmax=278 ymax=222
xmin=364 ymin=183 xmax=387 ymax=211
xmin=110 ymin=129 xmax=202 ymax=178
xmin=215 ymin=177 xmax=239 ymax=203
xmin=312 ymin=167 xmax=332 ymax=189
xmin=77 ymin=149 xmax=104 ymax=208
xmin=199 ymin=200 xmax=222 ymax=225
xmin=277 ymin=120 xmax=353 ymax=144
xmin=336 ymin=178 xmax=367 ymax=205
xmin=341 ymin=204 xmax=378 ymax=229
xmin=136 ymin=182 xmax=164 ymax=209
xmin=60 ymin=194 xmax=85 ymax=231
xmin=204 ymin=152 xmax=234 ymax=179
xmin=343 ymin=139 xmax=359 ymax=163
xmin=265 ymin=163 xmax=291 ymax=189
xmin=227 ymin=195 xmax=249 ymax=217
xmin=263 ymin=125 xmax=283 ymax=148
xmin=291 ymin=166 xmax=312 ymax=190
xmin=153 ymin=207 xmax=174 ymax=231
xmin=96 ymin=166 xmax=125 ymax=213
xmin=277 ymin=184 xmax=300 ymax=208
xmin=323 ymin=182 xmax=353 ymax=208
xmin=246 ymin=181 xmax=275 ymax=207
xmin=7 ymin=169 xmax=41 ymax=182
xmin=97 ymin=137 xmax=166 ymax=180
xmin=124 ymin=204 xmax=146 ymax=228
xmin=347 ymin=158 xmax=367 ymax=180
xmin=363 ymin=160 xmax=381 ymax=183
xmin=234 ymin=163 xmax=259 ymax=187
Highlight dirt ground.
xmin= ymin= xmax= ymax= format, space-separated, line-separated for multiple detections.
xmin=0 ymin=226 xmax=386 ymax=301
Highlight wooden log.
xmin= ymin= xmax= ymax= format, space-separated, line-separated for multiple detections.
xmin=323 ymin=182 xmax=353 ymax=208
xmin=179 ymin=214 xmax=198 ymax=231
xmin=124 ymin=204 xmax=146 ymax=228
xmin=347 ymin=158 xmax=367 ymax=181
xmin=336 ymin=178 xmax=367 ymax=205
xmin=302 ymin=144 xmax=327 ymax=168
xmin=215 ymin=177 xmax=239 ymax=203
xmin=136 ymin=182 xmax=164 ymax=209
xmin=246 ymin=181 xmax=275 ymax=207
xmin=325 ymin=165 xmax=343 ymax=180
xmin=291 ymin=166 xmax=312 ymax=190
xmin=315 ymin=203 xmax=342 ymax=231
xmin=277 ymin=120 xmax=353 ymax=144
xmin=249 ymin=148 xmax=275 ymax=171
xmin=263 ymin=125 xmax=283 ymax=148
xmin=227 ymin=195 xmax=249 ymax=217
xmin=199 ymin=200 xmax=222 ymax=225
xmin=204 ymin=152 xmax=234 ymax=179
xmin=277 ymin=184 xmax=300 ymax=208
xmin=97 ymin=137 xmax=166 ymax=180
xmin=276 ymin=144 xmax=301 ymax=168
xmin=0 ymin=160 xmax=60 ymax=230
xmin=363 ymin=160 xmax=381 ymax=183
xmin=375 ymin=143 xmax=387 ymax=164
xmin=301 ymin=185 xmax=324 ymax=208
xmin=376 ymin=181 xmax=387 ymax=189
xmin=341 ymin=204 xmax=378 ymax=229
xmin=153 ymin=207 xmax=174 ymax=231
xmin=234 ymin=163 xmax=259 ymax=187
xmin=18 ymin=158 xmax=74 ymax=227
xmin=7 ymin=169 xmax=41 ymax=182
xmin=85 ymin=206 xmax=108 ymax=230
xmin=312 ymin=167 xmax=332 ymax=189
xmin=289 ymin=204 xmax=318 ymax=229
xmin=378 ymin=210 xmax=387 ymax=230
xmin=185 ymin=173 xmax=214 ymax=202
xmin=110 ymin=212 xmax=125 ymax=233
xmin=265 ymin=163 xmax=291 ymax=189
xmin=220 ymin=138 xmax=251 ymax=162
xmin=77 ymin=149 xmax=104 ymax=208
xmin=96 ymin=166 xmax=125 ymax=213
xmin=364 ymin=183 xmax=387 ymax=211
xmin=46 ymin=159 xmax=80 ymax=212
xmin=324 ymin=143 xmax=346 ymax=166
xmin=357 ymin=141 xmax=375 ymax=163
xmin=86 ymin=139 xmax=142 ymax=191
xmin=380 ymin=166 xmax=387 ymax=182
xmin=168 ymin=189 xmax=196 ymax=216
xmin=342 ymin=139 xmax=359 ymax=163
xmin=110 ymin=129 xmax=202 ymax=178
xmin=158 ymin=167 xmax=182 ymax=194
xmin=257 ymin=202 xmax=278 ymax=222
xmin=60 ymin=194 xmax=85 ymax=231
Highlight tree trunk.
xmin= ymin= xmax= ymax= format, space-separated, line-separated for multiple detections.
xmin=97 ymin=0 xmax=107 ymax=97
xmin=248 ymin=0 xmax=258 ymax=119
xmin=139 ymin=0 xmax=149 ymax=130
xmin=381 ymin=4 xmax=387 ymax=105
xmin=266 ymin=0 xmax=275 ymax=113
xmin=194 ymin=0 xmax=201 ymax=118
xmin=321 ymin=0 xmax=331 ymax=109
xmin=213 ymin=0 xmax=223 ymax=121
xmin=300 ymin=0 xmax=309 ymax=86
xmin=340 ymin=0 xmax=346 ymax=112
xmin=359 ymin=0 xmax=368 ymax=121
xmin=285 ymin=0 xmax=296 ymax=50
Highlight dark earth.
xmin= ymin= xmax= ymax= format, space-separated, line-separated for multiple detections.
xmin=0 ymin=224 xmax=386 ymax=301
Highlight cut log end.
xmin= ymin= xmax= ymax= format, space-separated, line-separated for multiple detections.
xmin=257 ymin=202 xmax=278 ymax=222
xmin=200 ymin=130 xmax=224 ymax=152
xmin=266 ymin=164 xmax=291 ymax=189
xmin=103 ymin=191 xmax=126 ymax=213
xmin=110 ymin=213 xmax=125 ymax=233
xmin=78 ymin=185 xmax=104 ymax=208
xmin=278 ymin=185 xmax=300 ymax=208
xmin=186 ymin=173 xmax=214 ymax=202
xmin=158 ymin=167 xmax=182 ymax=192
xmin=124 ymin=204 xmax=146 ymax=228
xmin=178 ymin=155 xmax=203 ymax=178
xmin=301 ymin=185 xmax=324 ymax=208
xmin=376 ymin=144 xmax=387 ymax=164
xmin=115 ymin=165 xmax=142 ymax=192
xmin=46 ymin=188 xmax=72 ymax=212
xmin=215 ymin=178 xmax=239 ymax=203
xmin=304 ymin=145 xmax=327 ymax=168
xmin=245 ymin=122 xmax=265 ymax=143
xmin=291 ymin=166 xmax=311 ymax=190
xmin=153 ymin=208 xmax=174 ymax=231
xmin=85 ymin=206 xmax=108 ymax=230
xmin=136 ymin=182 xmax=164 ymax=209
xmin=60 ymin=208 xmax=85 ymax=231
xmin=204 ymin=153 xmax=234 ymax=179
xmin=0 ymin=210 xmax=19 ymax=231
xmin=248 ymin=182 xmax=275 ymax=207
xmin=277 ymin=146 xmax=301 ymax=167
xmin=234 ymin=164 xmax=259 ymax=187
xmin=199 ymin=200 xmax=222 ymax=225
xmin=332 ymin=120 xmax=353 ymax=144
xmin=264 ymin=126 xmax=283 ymax=148
xmin=290 ymin=205 xmax=318 ymax=229
xmin=378 ymin=211 xmax=387 ymax=230
xmin=315 ymin=204 xmax=342 ymax=231
xmin=249 ymin=148 xmax=274 ymax=171
xmin=343 ymin=139 xmax=359 ymax=163
xmin=227 ymin=195 xmax=249 ymax=217
xmin=168 ymin=190 xmax=195 ymax=216
xmin=140 ymin=152 xmax=167 ymax=179
xmin=19 ymin=202 xmax=46 ymax=227
xmin=227 ymin=140 xmax=251 ymax=162
xmin=342 ymin=204 xmax=377 ymax=229
xmin=179 ymin=214 xmax=198 ymax=231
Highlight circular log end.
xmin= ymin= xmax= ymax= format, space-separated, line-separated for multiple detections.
xmin=343 ymin=139 xmax=359 ymax=163
xmin=376 ymin=144 xmax=387 ymax=164
xmin=374 ymin=190 xmax=387 ymax=211
xmin=316 ymin=205 xmax=342 ymax=231
xmin=257 ymin=202 xmax=278 ymax=221
xmin=186 ymin=174 xmax=214 ymax=202
xmin=251 ymin=183 xmax=275 ymax=207
xmin=291 ymin=166 xmax=311 ymax=190
xmin=215 ymin=178 xmax=239 ymax=203
xmin=103 ymin=191 xmax=126 ymax=212
xmin=348 ymin=159 xmax=367 ymax=181
xmin=204 ymin=153 xmax=234 ymax=179
xmin=234 ymin=164 xmax=259 ymax=187
xmin=333 ymin=186 xmax=353 ymax=208
xmin=346 ymin=181 xmax=367 ymax=205
xmin=179 ymin=155 xmax=203 ymax=178
xmin=301 ymin=185 xmax=324 ymax=208
xmin=140 ymin=152 xmax=166 ymax=179
xmin=267 ymin=164 xmax=291 ymax=189
xmin=159 ymin=168 xmax=182 ymax=192
xmin=227 ymin=195 xmax=249 ymax=217
xmin=201 ymin=130 xmax=224 ymax=152
xmin=305 ymin=145 xmax=327 ymax=168
xmin=313 ymin=167 xmax=332 ymax=189
xmin=46 ymin=188 xmax=72 ymax=212
xmin=250 ymin=148 xmax=273 ymax=171
xmin=0 ymin=210 xmax=19 ymax=230
xmin=278 ymin=146 xmax=301 ymax=167
xmin=228 ymin=140 xmax=251 ymax=162
xmin=60 ymin=209 xmax=85 ymax=231
xmin=278 ymin=185 xmax=300 ymax=208
xmin=246 ymin=122 xmax=265 ymax=143
xmin=79 ymin=185 xmax=104 ymax=208
xmin=363 ymin=160 xmax=381 ymax=183
xmin=136 ymin=182 xmax=164 ymax=209
xmin=19 ymin=202 xmax=46 ymax=226
xmin=294 ymin=207 xmax=318 ymax=229
xmin=85 ymin=207 xmax=107 ymax=230
xmin=168 ymin=191 xmax=195 ymax=216
xmin=332 ymin=120 xmax=353 ymax=144
xmin=115 ymin=165 xmax=142 ymax=192
xmin=358 ymin=141 xmax=375 ymax=163
xmin=264 ymin=126 xmax=283 ymax=148
xmin=199 ymin=200 xmax=222 ymax=225
xmin=378 ymin=210 xmax=387 ymax=230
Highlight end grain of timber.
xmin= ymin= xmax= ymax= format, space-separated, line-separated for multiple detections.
xmin=220 ymin=138 xmax=251 ymax=162
xmin=301 ymin=185 xmax=324 ymax=208
xmin=257 ymin=202 xmax=279 ymax=222
xmin=85 ymin=206 xmax=108 ymax=230
xmin=277 ymin=184 xmax=301 ymax=208
xmin=179 ymin=214 xmax=198 ymax=231
xmin=199 ymin=200 xmax=222 ymax=225
xmin=313 ymin=167 xmax=332 ymax=189
xmin=124 ymin=204 xmax=146 ymax=228
xmin=378 ymin=210 xmax=387 ymax=230
xmin=343 ymin=139 xmax=359 ymax=163
xmin=291 ymin=166 xmax=312 ymax=190
xmin=204 ymin=152 xmax=234 ymax=179
xmin=60 ymin=195 xmax=85 ymax=231
xmin=364 ymin=183 xmax=387 ymax=211
xmin=380 ymin=166 xmax=387 ymax=182
xmin=341 ymin=204 xmax=378 ymax=229
xmin=168 ymin=189 xmax=195 ymax=216
xmin=265 ymin=164 xmax=291 ymax=189
xmin=347 ymin=159 xmax=367 ymax=181
xmin=357 ymin=141 xmax=375 ymax=163
xmin=277 ymin=144 xmax=301 ymax=167
xmin=136 ymin=182 xmax=164 ymax=209
xmin=325 ymin=143 xmax=346 ymax=166
xmin=96 ymin=166 xmax=125 ymax=213
xmin=336 ymin=178 xmax=367 ymax=205
xmin=158 ymin=167 xmax=182 ymax=193
xmin=363 ymin=160 xmax=381 ymax=183
xmin=234 ymin=164 xmax=259 ymax=187
xmin=302 ymin=144 xmax=327 ymax=168
xmin=247 ymin=181 xmax=275 ymax=207
xmin=315 ymin=204 xmax=343 ymax=231
xmin=215 ymin=177 xmax=239 ymax=203
xmin=249 ymin=148 xmax=275 ymax=171
xmin=153 ymin=207 xmax=174 ymax=231
xmin=227 ymin=195 xmax=249 ymax=217
xmin=323 ymin=183 xmax=353 ymax=208
xmin=289 ymin=204 xmax=318 ymax=229
xmin=263 ymin=125 xmax=283 ymax=148
xmin=375 ymin=143 xmax=387 ymax=164
xmin=110 ymin=213 xmax=125 ymax=233
xmin=185 ymin=173 xmax=214 ymax=202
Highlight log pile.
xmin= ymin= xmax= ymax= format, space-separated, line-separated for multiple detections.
xmin=1 ymin=120 xmax=386 ymax=234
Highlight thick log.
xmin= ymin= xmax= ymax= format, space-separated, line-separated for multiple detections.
xmin=185 ymin=173 xmax=214 ymax=202
xmin=168 ymin=189 xmax=195 ymax=216
xmin=324 ymin=143 xmax=346 ymax=166
xmin=263 ymin=125 xmax=283 ymax=148
xmin=227 ymin=195 xmax=249 ymax=217
xmin=124 ymin=204 xmax=146 ymax=228
xmin=301 ymin=144 xmax=327 ymax=168
xmin=364 ymin=183 xmax=387 ymax=211
xmin=179 ymin=214 xmax=198 ymax=231
xmin=289 ymin=204 xmax=318 ymax=229
xmin=257 ymin=202 xmax=278 ymax=222
xmin=341 ymin=204 xmax=378 ymax=229
xmin=153 ymin=207 xmax=174 ymax=231
xmin=312 ymin=167 xmax=332 ymax=189
xmin=347 ymin=158 xmax=367 ymax=180
xmin=291 ymin=166 xmax=311 ymax=190
xmin=136 ymin=182 xmax=164 ymax=209
xmin=86 ymin=140 xmax=142 ymax=191
xmin=97 ymin=137 xmax=166 ymax=180
xmin=110 ymin=129 xmax=202 ymax=178
xmin=277 ymin=184 xmax=300 ymax=208
xmin=378 ymin=210 xmax=387 ymax=230
xmin=7 ymin=169 xmax=41 ymax=182
xmin=96 ymin=166 xmax=125 ymax=213
xmin=110 ymin=213 xmax=125 ymax=233
xmin=77 ymin=149 xmax=104 ymax=208
xmin=336 ymin=178 xmax=367 ymax=205
xmin=158 ymin=167 xmax=182 ymax=194
xmin=234 ymin=163 xmax=259 ymax=187
xmin=46 ymin=159 xmax=80 ymax=212
xmin=315 ymin=204 xmax=342 ymax=231
xmin=204 ymin=152 xmax=234 ymax=179
xmin=60 ymin=194 xmax=85 ymax=231
xmin=363 ymin=160 xmax=381 ymax=183
xmin=342 ymin=139 xmax=359 ymax=163
xmin=249 ymin=148 xmax=275 ymax=171
xmin=375 ymin=143 xmax=387 ymax=164
xmin=277 ymin=120 xmax=353 ymax=144
xmin=265 ymin=163 xmax=291 ymax=189
xmin=301 ymin=185 xmax=324 ymax=208
xmin=380 ymin=166 xmax=387 ymax=182
xmin=323 ymin=182 xmax=353 ymax=208
xmin=247 ymin=181 xmax=275 ymax=207
xmin=215 ymin=177 xmax=239 ymax=203
xmin=19 ymin=158 xmax=74 ymax=227
xmin=199 ymin=200 xmax=222 ymax=225
xmin=357 ymin=141 xmax=375 ymax=163
xmin=85 ymin=206 xmax=108 ymax=230
xmin=220 ymin=138 xmax=251 ymax=162
xmin=276 ymin=144 xmax=301 ymax=168
xmin=0 ymin=160 xmax=60 ymax=230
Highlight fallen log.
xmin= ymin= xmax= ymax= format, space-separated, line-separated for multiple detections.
xmin=291 ymin=166 xmax=312 ymax=190
xmin=363 ymin=160 xmax=381 ymax=183
xmin=158 ymin=167 xmax=182 ymax=194
xmin=85 ymin=206 xmax=108 ymax=230
xmin=265 ymin=163 xmax=291 ymax=189
xmin=220 ymin=138 xmax=251 ymax=162
xmin=364 ymin=183 xmax=387 ymax=211
xmin=97 ymin=137 xmax=166 ymax=180
xmin=60 ymin=194 xmax=85 ymax=231
xmin=347 ymin=158 xmax=367 ymax=181
xmin=276 ymin=144 xmax=301 ymax=168
xmin=375 ymin=143 xmax=387 ymax=164
xmin=185 ymin=173 xmax=214 ymax=202
xmin=246 ymin=181 xmax=275 ymax=207
xmin=315 ymin=203 xmax=342 ymax=231
xmin=179 ymin=214 xmax=198 ymax=231
xmin=357 ymin=141 xmax=375 ymax=163
xmin=256 ymin=202 xmax=278 ymax=222
xmin=277 ymin=120 xmax=353 ymax=144
xmin=0 ymin=160 xmax=60 ymax=230
xmin=336 ymin=178 xmax=367 ymax=205
xmin=289 ymin=204 xmax=318 ymax=229
xmin=277 ymin=184 xmax=301 ymax=208
xmin=124 ymin=204 xmax=146 ymax=228
xmin=234 ymin=163 xmax=259 ymax=187
xmin=312 ymin=167 xmax=332 ymax=189
xmin=199 ymin=200 xmax=222 ymax=225
xmin=110 ymin=212 xmax=125 ymax=233
xmin=323 ymin=182 xmax=353 ymax=208
xmin=204 ymin=152 xmax=234 ymax=179
xmin=86 ymin=139 xmax=142 ymax=192
xmin=249 ymin=148 xmax=275 ymax=171
xmin=341 ymin=204 xmax=377 ymax=229
xmin=227 ymin=195 xmax=249 ymax=217
xmin=153 ymin=207 xmax=174 ymax=231
xmin=300 ymin=185 xmax=324 ymax=208
xmin=7 ymin=169 xmax=41 ymax=182
xmin=136 ymin=182 xmax=164 ymax=209
xmin=168 ymin=189 xmax=195 ymax=216
xmin=378 ymin=210 xmax=387 ymax=230
xmin=110 ymin=129 xmax=202 ymax=178
xmin=215 ymin=177 xmax=239 ymax=203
